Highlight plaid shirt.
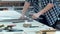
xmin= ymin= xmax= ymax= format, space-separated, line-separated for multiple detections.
xmin=25 ymin=0 xmax=59 ymax=26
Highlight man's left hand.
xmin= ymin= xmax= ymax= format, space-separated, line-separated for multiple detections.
xmin=32 ymin=13 xmax=40 ymax=19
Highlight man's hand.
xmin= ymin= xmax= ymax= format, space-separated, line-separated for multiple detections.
xmin=32 ymin=13 xmax=40 ymax=19
xmin=20 ymin=14 xmax=26 ymax=20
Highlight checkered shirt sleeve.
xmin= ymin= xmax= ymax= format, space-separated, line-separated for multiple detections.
xmin=41 ymin=0 xmax=59 ymax=26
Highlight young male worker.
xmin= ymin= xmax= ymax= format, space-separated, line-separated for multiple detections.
xmin=21 ymin=0 xmax=59 ymax=28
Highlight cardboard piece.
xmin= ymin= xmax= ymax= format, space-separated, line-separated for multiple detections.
xmin=36 ymin=30 xmax=56 ymax=34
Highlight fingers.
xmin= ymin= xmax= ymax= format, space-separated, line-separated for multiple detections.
xmin=20 ymin=15 xmax=25 ymax=20
xmin=32 ymin=15 xmax=38 ymax=19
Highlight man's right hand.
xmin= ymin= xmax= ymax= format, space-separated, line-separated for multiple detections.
xmin=19 ymin=1 xmax=30 ymax=20
xmin=20 ymin=14 xmax=26 ymax=20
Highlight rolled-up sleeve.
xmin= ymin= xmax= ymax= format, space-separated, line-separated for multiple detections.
xmin=49 ymin=0 xmax=55 ymax=5
xmin=25 ymin=0 xmax=32 ymax=3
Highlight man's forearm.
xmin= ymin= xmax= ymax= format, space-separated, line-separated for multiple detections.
xmin=22 ymin=1 xmax=30 ymax=15
xmin=38 ymin=3 xmax=54 ymax=15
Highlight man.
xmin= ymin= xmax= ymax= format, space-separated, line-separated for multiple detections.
xmin=21 ymin=0 xmax=59 ymax=28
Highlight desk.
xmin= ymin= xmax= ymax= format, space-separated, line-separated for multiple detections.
xmin=0 ymin=11 xmax=20 ymax=21
xmin=0 ymin=11 xmax=53 ymax=34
